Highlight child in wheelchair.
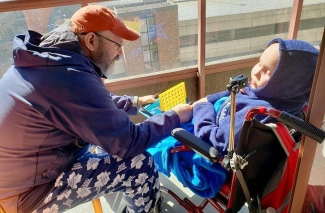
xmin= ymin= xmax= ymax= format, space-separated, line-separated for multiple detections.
xmin=147 ymin=38 xmax=319 ymax=210
xmin=192 ymin=38 xmax=318 ymax=156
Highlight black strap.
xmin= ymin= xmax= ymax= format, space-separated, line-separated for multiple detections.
xmin=230 ymin=153 xmax=252 ymax=207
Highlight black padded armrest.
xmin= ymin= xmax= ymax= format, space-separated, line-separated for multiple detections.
xmin=279 ymin=111 xmax=325 ymax=144
xmin=171 ymin=128 xmax=221 ymax=162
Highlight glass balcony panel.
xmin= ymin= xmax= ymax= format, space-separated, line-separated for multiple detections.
xmin=0 ymin=5 xmax=80 ymax=77
xmin=96 ymin=0 xmax=198 ymax=80
xmin=205 ymin=0 xmax=294 ymax=64
xmin=297 ymin=1 xmax=325 ymax=47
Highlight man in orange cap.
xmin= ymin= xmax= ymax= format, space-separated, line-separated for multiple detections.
xmin=0 ymin=4 xmax=193 ymax=213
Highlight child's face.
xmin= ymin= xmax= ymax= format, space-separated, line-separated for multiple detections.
xmin=250 ymin=43 xmax=280 ymax=89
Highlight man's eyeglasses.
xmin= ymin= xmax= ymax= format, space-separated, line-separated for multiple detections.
xmin=94 ymin=32 xmax=124 ymax=51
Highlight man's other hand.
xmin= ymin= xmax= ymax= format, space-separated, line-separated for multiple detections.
xmin=172 ymin=104 xmax=193 ymax=123
xmin=138 ymin=94 xmax=158 ymax=105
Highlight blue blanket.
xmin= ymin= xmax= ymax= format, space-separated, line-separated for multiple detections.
xmin=147 ymin=97 xmax=228 ymax=198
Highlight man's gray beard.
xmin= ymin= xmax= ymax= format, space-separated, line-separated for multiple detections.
xmin=89 ymin=44 xmax=118 ymax=77
xmin=102 ymin=56 xmax=120 ymax=77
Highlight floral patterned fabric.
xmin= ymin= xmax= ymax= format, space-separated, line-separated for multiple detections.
xmin=32 ymin=146 xmax=160 ymax=213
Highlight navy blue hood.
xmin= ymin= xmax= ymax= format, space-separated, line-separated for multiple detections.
xmin=12 ymin=24 xmax=104 ymax=78
xmin=242 ymin=38 xmax=319 ymax=116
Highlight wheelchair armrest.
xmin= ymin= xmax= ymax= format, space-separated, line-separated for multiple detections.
xmin=279 ymin=111 xmax=325 ymax=144
xmin=171 ymin=128 xmax=221 ymax=162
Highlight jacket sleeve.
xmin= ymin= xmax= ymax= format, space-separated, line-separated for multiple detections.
xmin=193 ymin=93 xmax=244 ymax=155
xmin=43 ymin=76 xmax=180 ymax=159
xmin=193 ymin=102 xmax=230 ymax=154
xmin=109 ymin=93 xmax=138 ymax=115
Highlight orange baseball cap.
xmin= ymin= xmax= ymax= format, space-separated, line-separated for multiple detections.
xmin=70 ymin=5 xmax=140 ymax=41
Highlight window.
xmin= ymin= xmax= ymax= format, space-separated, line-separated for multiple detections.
xmin=0 ymin=0 xmax=324 ymax=79
xmin=0 ymin=5 xmax=80 ymax=77
xmin=204 ymin=1 xmax=293 ymax=64
xmin=297 ymin=1 xmax=325 ymax=47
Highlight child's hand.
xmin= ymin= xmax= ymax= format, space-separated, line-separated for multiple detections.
xmin=192 ymin=97 xmax=208 ymax=107
xmin=138 ymin=94 xmax=159 ymax=105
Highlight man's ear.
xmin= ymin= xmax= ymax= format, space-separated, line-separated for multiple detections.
xmin=84 ymin=32 xmax=96 ymax=52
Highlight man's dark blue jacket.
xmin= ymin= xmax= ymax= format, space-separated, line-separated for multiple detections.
xmin=0 ymin=25 xmax=180 ymax=201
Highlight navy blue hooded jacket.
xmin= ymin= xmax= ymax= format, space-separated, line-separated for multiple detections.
xmin=0 ymin=25 xmax=180 ymax=200
xmin=193 ymin=38 xmax=319 ymax=154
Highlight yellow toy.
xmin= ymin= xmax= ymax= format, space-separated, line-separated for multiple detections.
xmin=159 ymin=82 xmax=187 ymax=112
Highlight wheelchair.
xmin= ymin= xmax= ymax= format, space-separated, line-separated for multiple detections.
xmin=159 ymin=75 xmax=325 ymax=213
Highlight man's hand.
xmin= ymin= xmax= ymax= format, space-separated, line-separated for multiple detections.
xmin=138 ymin=94 xmax=158 ymax=106
xmin=172 ymin=104 xmax=193 ymax=123
xmin=192 ymin=97 xmax=208 ymax=107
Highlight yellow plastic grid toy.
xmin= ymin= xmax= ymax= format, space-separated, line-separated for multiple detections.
xmin=158 ymin=82 xmax=187 ymax=111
